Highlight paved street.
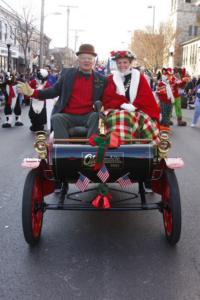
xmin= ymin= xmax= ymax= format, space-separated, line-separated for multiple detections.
xmin=0 ymin=106 xmax=200 ymax=300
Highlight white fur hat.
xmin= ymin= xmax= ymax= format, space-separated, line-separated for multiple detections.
xmin=39 ymin=68 xmax=48 ymax=78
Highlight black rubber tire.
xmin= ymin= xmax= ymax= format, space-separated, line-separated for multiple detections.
xmin=22 ymin=169 xmax=44 ymax=245
xmin=162 ymin=168 xmax=182 ymax=246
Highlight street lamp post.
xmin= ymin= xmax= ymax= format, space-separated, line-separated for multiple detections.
xmin=6 ymin=38 xmax=12 ymax=72
xmin=147 ymin=5 xmax=156 ymax=34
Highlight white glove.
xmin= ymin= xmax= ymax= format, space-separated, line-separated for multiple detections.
xmin=170 ymin=97 xmax=175 ymax=104
xmin=17 ymin=82 xmax=34 ymax=97
xmin=120 ymin=103 xmax=136 ymax=112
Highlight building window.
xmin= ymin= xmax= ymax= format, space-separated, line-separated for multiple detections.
xmin=0 ymin=21 xmax=2 ymax=40
xmin=189 ymin=25 xmax=198 ymax=36
xmin=185 ymin=0 xmax=191 ymax=3
xmin=10 ymin=25 xmax=12 ymax=38
xmin=189 ymin=25 xmax=192 ymax=36
xmin=194 ymin=26 xmax=198 ymax=36
xmin=14 ymin=28 xmax=17 ymax=45
xmin=4 ymin=23 xmax=7 ymax=41
xmin=194 ymin=44 xmax=198 ymax=65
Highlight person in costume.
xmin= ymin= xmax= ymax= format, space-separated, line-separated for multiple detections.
xmin=102 ymin=50 xmax=160 ymax=143
xmin=156 ymin=68 xmax=174 ymax=128
xmin=2 ymin=72 xmax=23 ymax=128
xmin=28 ymin=69 xmax=49 ymax=132
xmin=18 ymin=44 xmax=107 ymax=138
xmin=167 ymin=67 xmax=188 ymax=126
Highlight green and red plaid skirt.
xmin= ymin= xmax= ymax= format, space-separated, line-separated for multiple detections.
xmin=105 ymin=110 xmax=160 ymax=144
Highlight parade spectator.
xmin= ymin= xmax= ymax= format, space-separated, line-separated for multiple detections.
xmin=191 ymin=88 xmax=200 ymax=127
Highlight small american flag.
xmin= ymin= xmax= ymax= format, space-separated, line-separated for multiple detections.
xmin=117 ymin=173 xmax=132 ymax=188
xmin=97 ymin=165 xmax=109 ymax=183
xmin=75 ymin=173 xmax=90 ymax=192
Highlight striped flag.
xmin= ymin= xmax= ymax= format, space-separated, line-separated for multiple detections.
xmin=75 ymin=173 xmax=90 ymax=192
xmin=117 ymin=173 xmax=132 ymax=188
xmin=97 ymin=165 xmax=109 ymax=183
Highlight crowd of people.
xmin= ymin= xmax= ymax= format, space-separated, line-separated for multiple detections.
xmin=0 ymin=43 xmax=200 ymax=137
xmin=0 ymin=66 xmax=59 ymax=130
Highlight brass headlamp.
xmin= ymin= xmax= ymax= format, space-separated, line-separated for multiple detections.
xmin=158 ymin=130 xmax=171 ymax=159
xmin=34 ymin=131 xmax=48 ymax=159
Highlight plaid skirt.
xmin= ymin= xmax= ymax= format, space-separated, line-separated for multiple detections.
xmin=105 ymin=110 xmax=160 ymax=144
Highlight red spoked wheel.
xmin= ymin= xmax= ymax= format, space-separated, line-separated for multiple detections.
xmin=22 ymin=169 xmax=44 ymax=245
xmin=162 ymin=168 xmax=181 ymax=246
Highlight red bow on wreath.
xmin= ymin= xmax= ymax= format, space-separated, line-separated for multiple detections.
xmin=89 ymin=132 xmax=121 ymax=170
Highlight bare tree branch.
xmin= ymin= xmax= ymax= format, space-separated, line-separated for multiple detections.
xmin=131 ymin=21 xmax=179 ymax=72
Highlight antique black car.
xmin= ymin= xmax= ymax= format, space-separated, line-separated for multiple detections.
xmin=22 ymin=125 xmax=183 ymax=247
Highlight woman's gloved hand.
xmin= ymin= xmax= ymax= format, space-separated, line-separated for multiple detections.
xmin=17 ymin=82 xmax=34 ymax=97
xmin=120 ymin=103 xmax=136 ymax=112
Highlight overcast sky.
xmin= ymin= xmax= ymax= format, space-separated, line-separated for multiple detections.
xmin=2 ymin=0 xmax=171 ymax=59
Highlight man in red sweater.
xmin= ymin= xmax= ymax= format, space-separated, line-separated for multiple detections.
xmin=18 ymin=44 xmax=107 ymax=138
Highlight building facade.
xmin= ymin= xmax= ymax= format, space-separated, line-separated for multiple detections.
xmin=0 ymin=6 xmax=19 ymax=72
xmin=182 ymin=37 xmax=200 ymax=75
xmin=169 ymin=0 xmax=200 ymax=66
xmin=0 ymin=5 xmax=50 ymax=73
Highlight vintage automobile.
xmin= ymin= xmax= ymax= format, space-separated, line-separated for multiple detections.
xmin=22 ymin=113 xmax=183 ymax=247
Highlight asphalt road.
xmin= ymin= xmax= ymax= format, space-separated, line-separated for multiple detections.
xmin=0 ymin=106 xmax=200 ymax=300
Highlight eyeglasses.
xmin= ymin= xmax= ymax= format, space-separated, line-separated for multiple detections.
xmin=79 ymin=56 xmax=95 ymax=61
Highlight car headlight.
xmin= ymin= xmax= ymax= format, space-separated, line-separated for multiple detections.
xmin=158 ymin=130 xmax=171 ymax=158
xmin=34 ymin=131 xmax=48 ymax=159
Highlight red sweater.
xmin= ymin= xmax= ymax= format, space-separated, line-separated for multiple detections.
xmin=156 ymin=81 xmax=171 ymax=104
xmin=103 ymin=74 xmax=160 ymax=122
xmin=32 ymin=74 xmax=94 ymax=115
xmin=63 ymin=74 xmax=93 ymax=114
xmin=169 ymin=76 xmax=186 ymax=98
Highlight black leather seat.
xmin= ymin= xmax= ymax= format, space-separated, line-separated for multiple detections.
xmin=68 ymin=126 xmax=88 ymax=137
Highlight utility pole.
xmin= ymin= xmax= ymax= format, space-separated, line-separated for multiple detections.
xmin=71 ymin=29 xmax=84 ymax=52
xmin=39 ymin=0 xmax=45 ymax=68
xmin=59 ymin=5 xmax=78 ymax=48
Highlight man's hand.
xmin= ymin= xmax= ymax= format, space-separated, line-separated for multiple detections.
xmin=17 ymin=82 xmax=34 ymax=97
xmin=121 ymin=103 xmax=136 ymax=112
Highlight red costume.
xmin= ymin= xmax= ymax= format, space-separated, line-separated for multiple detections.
xmin=103 ymin=73 xmax=160 ymax=122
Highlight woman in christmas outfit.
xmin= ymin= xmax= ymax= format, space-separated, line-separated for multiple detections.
xmin=102 ymin=50 xmax=160 ymax=143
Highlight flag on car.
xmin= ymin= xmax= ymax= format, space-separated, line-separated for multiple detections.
xmin=116 ymin=173 xmax=132 ymax=188
xmin=75 ymin=173 xmax=90 ymax=192
xmin=97 ymin=165 xmax=109 ymax=183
